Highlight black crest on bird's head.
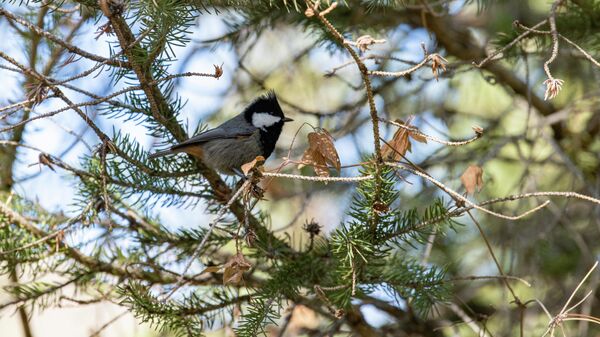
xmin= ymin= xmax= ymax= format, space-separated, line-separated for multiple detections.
xmin=243 ymin=90 xmax=284 ymax=124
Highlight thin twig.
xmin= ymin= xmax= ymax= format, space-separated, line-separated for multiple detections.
xmin=262 ymin=172 xmax=372 ymax=182
xmin=368 ymin=53 xmax=442 ymax=77
xmin=388 ymin=162 xmax=551 ymax=220
xmin=467 ymin=210 xmax=521 ymax=303
xmin=379 ymin=117 xmax=483 ymax=146
xmin=325 ymin=54 xmax=421 ymax=77
xmin=514 ymin=21 xmax=600 ymax=68
xmin=163 ymin=179 xmax=252 ymax=300
xmin=89 ymin=311 xmax=129 ymax=337
xmin=446 ymin=302 xmax=491 ymax=337
xmin=543 ymin=0 xmax=565 ymax=81
xmin=0 ymin=229 xmax=64 ymax=256
xmin=473 ymin=20 xmax=548 ymax=68
xmin=450 ymin=275 xmax=531 ymax=287
xmin=0 ymin=8 xmax=127 ymax=67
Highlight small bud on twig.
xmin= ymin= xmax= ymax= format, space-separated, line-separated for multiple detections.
xmin=213 ymin=64 xmax=223 ymax=79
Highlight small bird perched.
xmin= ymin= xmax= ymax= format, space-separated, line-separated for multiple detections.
xmin=149 ymin=91 xmax=293 ymax=176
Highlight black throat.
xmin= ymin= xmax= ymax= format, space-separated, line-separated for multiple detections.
xmin=258 ymin=124 xmax=283 ymax=158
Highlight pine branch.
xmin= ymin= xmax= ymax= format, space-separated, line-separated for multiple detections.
xmin=0 ymin=199 xmax=225 ymax=285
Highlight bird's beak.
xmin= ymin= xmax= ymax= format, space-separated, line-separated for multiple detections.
xmin=283 ymin=117 xmax=294 ymax=123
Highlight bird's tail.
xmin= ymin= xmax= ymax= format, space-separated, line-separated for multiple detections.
xmin=148 ymin=148 xmax=175 ymax=159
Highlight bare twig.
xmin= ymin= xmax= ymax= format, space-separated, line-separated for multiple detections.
xmin=388 ymin=162 xmax=551 ymax=220
xmin=0 ymin=229 xmax=65 ymax=256
xmin=538 ymin=261 xmax=599 ymax=337
xmin=543 ymin=0 xmax=565 ymax=81
xmin=369 ymin=52 xmax=447 ymax=78
xmin=473 ymin=20 xmax=548 ymax=68
xmin=305 ymin=0 xmax=384 ymax=235
xmin=262 ymin=172 xmax=372 ymax=182
xmin=514 ymin=21 xmax=600 ymax=68
xmin=379 ymin=117 xmax=483 ymax=146
xmin=450 ymin=275 xmax=531 ymax=287
xmin=89 ymin=311 xmax=129 ymax=337
xmin=0 ymin=8 xmax=128 ymax=68
xmin=163 ymin=179 xmax=252 ymax=300
xmin=467 ymin=210 xmax=521 ymax=304
xmin=446 ymin=302 xmax=491 ymax=337
xmin=325 ymin=54 xmax=422 ymax=77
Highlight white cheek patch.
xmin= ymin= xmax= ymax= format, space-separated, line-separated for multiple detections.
xmin=252 ymin=112 xmax=281 ymax=130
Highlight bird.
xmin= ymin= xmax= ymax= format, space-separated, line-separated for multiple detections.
xmin=148 ymin=91 xmax=293 ymax=176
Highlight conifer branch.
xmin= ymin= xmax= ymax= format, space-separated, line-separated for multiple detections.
xmin=0 ymin=8 xmax=128 ymax=68
xmin=0 ymin=199 xmax=221 ymax=285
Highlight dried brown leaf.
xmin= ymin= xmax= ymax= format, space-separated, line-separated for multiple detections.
xmin=309 ymin=130 xmax=341 ymax=171
xmin=382 ymin=119 xmax=428 ymax=160
xmin=301 ymin=149 xmax=329 ymax=177
xmin=382 ymin=121 xmax=411 ymax=160
xmin=223 ymin=253 xmax=252 ymax=285
xmin=460 ymin=165 xmax=484 ymax=195
xmin=241 ymin=155 xmax=265 ymax=175
xmin=300 ymin=129 xmax=340 ymax=177
xmin=430 ymin=54 xmax=448 ymax=81
xmin=95 ymin=22 xmax=113 ymax=40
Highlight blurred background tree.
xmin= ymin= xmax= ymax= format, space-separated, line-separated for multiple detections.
xmin=0 ymin=0 xmax=599 ymax=336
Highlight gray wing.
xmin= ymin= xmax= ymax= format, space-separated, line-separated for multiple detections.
xmin=172 ymin=113 xmax=256 ymax=150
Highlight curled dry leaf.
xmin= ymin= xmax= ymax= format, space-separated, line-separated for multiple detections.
xmin=300 ymin=129 xmax=341 ymax=177
xmin=429 ymin=54 xmax=448 ymax=81
xmin=381 ymin=119 xmax=427 ymax=161
xmin=245 ymin=229 xmax=257 ymax=247
xmin=223 ymin=253 xmax=252 ymax=285
xmin=310 ymin=130 xmax=341 ymax=171
xmin=241 ymin=155 xmax=265 ymax=176
xmin=460 ymin=165 xmax=484 ymax=195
